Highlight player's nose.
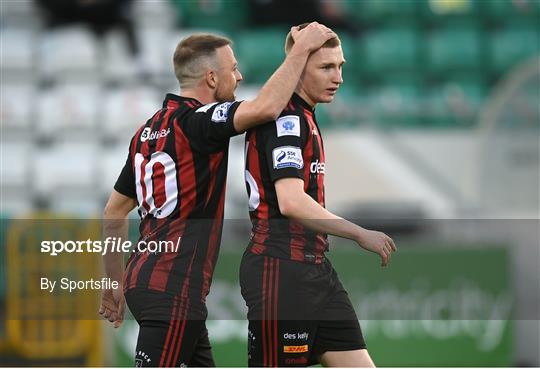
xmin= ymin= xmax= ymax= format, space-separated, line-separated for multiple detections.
xmin=236 ymin=69 xmax=243 ymax=82
xmin=333 ymin=70 xmax=343 ymax=85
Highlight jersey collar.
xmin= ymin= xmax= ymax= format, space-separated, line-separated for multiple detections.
xmin=163 ymin=93 xmax=202 ymax=109
xmin=292 ymin=93 xmax=315 ymax=112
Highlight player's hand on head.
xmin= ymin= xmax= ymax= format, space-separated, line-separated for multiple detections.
xmin=291 ymin=21 xmax=337 ymax=53
xmin=356 ymin=229 xmax=397 ymax=267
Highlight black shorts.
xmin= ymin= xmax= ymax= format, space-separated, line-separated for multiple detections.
xmin=239 ymin=252 xmax=366 ymax=367
xmin=125 ymin=288 xmax=215 ymax=367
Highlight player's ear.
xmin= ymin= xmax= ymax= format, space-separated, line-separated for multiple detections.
xmin=206 ymin=69 xmax=217 ymax=89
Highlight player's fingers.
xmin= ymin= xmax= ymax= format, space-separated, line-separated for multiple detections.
xmin=380 ymin=250 xmax=388 ymax=267
xmin=384 ymin=240 xmax=394 ymax=254
xmin=383 ymin=243 xmax=389 ymax=255
xmin=100 ymin=297 xmax=115 ymax=310
xmin=301 ymin=22 xmax=317 ymax=33
xmin=389 ymin=237 xmax=397 ymax=251
xmin=314 ymin=23 xmax=333 ymax=36
xmin=103 ymin=308 xmax=112 ymax=319
xmin=324 ymin=30 xmax=338 ymax=41
xmin=315 ymin=23 xmax=329 ymax=32
xmin=108 ymin=309 xmax=118 ymax=322
xmin=383 ymin=246 xmax=391 ymax=263
xmin=324 ymin=27 xmax=335 ymax=37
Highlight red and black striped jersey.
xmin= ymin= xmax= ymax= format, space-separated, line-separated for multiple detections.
xmin=114 ymin=93 xmax=241 ymax=304
xmin=244 ymin=93 xmax=329 ymax=264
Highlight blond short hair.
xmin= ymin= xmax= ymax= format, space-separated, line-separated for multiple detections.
xmin=173 ymin=33 xmax=232 ymax=89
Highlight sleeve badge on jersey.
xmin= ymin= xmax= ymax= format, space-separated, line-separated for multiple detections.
xmin=272 ymin=146 xmax=303 ymax=169
xmin=211 ymin=102 xmax=234 ymax=123
xmin=276 ymin=115 xmax=300 ymax=137
xmin=196 ymin=102 xmax=218 ymax=113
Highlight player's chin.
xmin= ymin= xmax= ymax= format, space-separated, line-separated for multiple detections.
xmin=319 ymin=94 xmax=336 ymax=103
xmin=217 ymin=93 xmax=236 ymax=103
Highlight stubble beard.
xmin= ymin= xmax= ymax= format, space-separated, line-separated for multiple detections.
xmin=215 ymin=84 xmax=236 ymax=102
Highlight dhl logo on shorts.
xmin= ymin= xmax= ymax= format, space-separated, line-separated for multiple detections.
xmin=283 ymin=345 xmax=308 ymax=353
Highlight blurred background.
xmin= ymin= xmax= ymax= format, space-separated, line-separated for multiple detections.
xmin=1 ymin=0 xmax=539 ymax=366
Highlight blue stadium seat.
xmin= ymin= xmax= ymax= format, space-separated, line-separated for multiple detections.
xmin=420 ymin=0 xmax=482 ymax=23
xmin=426 ymin=23 xmax=484 ymax=75
xmin=336 ymin=33 xmax=362 ymax=85
xmin=171 ymin=0 xmax=249 ymax=32
xmin=489 ymin=23 xmax=539 ymax=74
xmin=345 ymin=0 xmax=419 ymax=23
xmin=361 ymin=25 xmax=420 ymax=76
xmin=481 ymin=0 xmax=540 ymax=22
xmin=236 ymin=28 xmax=286 ymax=84
xmin=337 ymin=33 xmax=355 ymax=66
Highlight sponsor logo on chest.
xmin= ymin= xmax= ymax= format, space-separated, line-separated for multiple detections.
xmin=140 ymin=127 xmax=171 ymax=142
xmin=310 ymin=159 xmax=325 ymax=174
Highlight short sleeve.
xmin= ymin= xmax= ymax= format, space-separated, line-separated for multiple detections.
xmin=261 ymin=114 xmax=308 ymax=182
xmin=179 ymin=100 xmax=242 ymax=152
xmin=113 ymin=150 xmax=137 ymax=199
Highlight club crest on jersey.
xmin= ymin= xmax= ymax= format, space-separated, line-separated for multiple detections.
xmin=140 ymin=127 xmax=170 ymax=142
xmin=272 ymin=146 xmax=303 ymax=169
xmin=212 ymin=102 xmax=233 ymax=123
xmin=276 ymin=115 xmax=300 ymax=137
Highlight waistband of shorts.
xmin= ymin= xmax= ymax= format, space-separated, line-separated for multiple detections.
xmin=247 ymin=243 xmax=326 ymax=264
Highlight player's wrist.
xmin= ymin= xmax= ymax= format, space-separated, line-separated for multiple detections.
xmin=287 ymin=43 xmax=311 ymax=58
xmin=354 ymin=227 xmax=369 ymax=247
